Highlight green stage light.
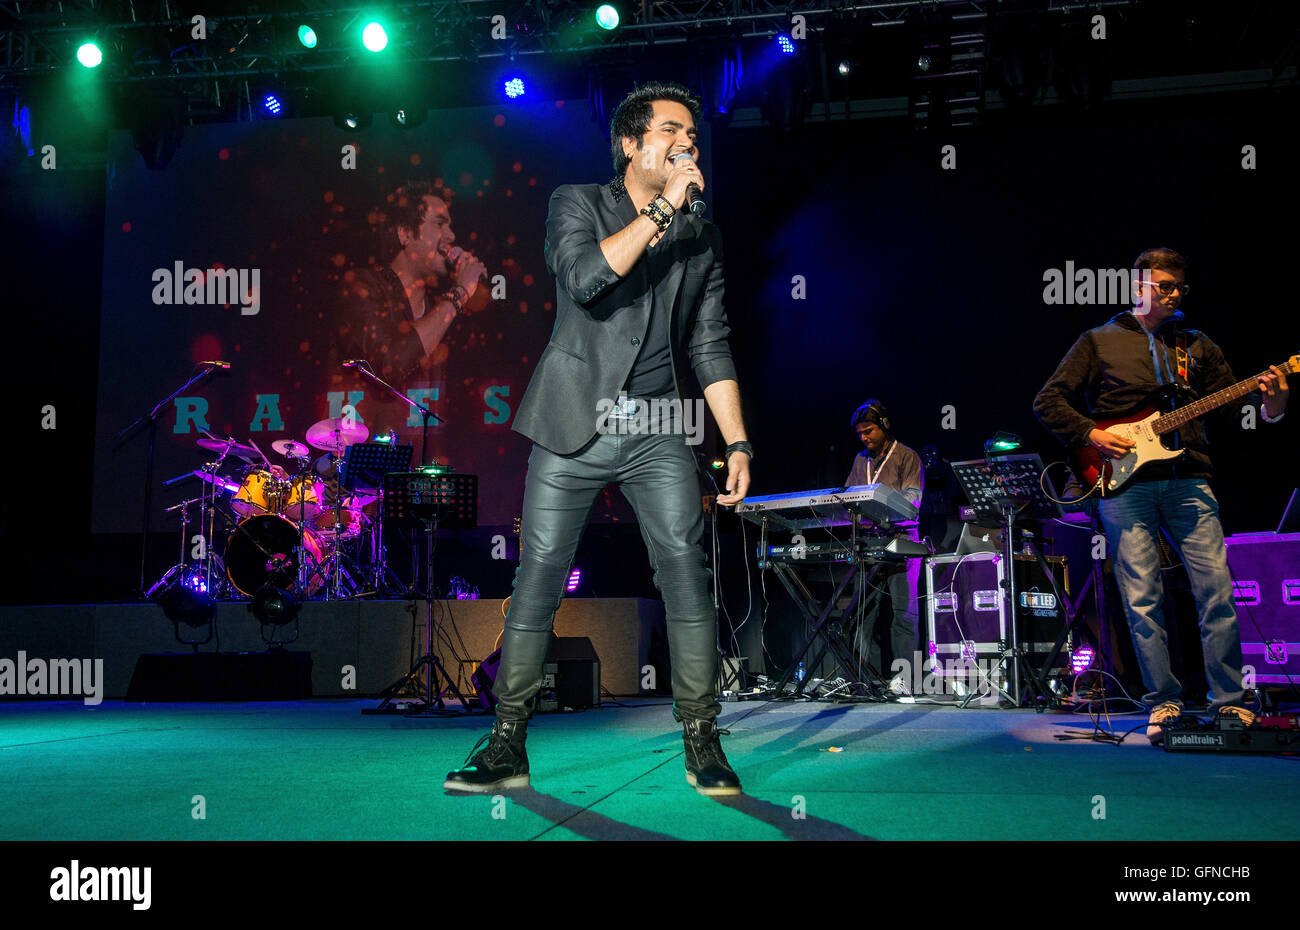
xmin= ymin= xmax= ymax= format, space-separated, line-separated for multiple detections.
xmin=297 ymin=25 xmax=318 ymax=48
xmin=362 ymin=22 xmax=388 ymax=52
xmin=986 ymin=431 xmax=1023 ymax=454
xmin=76 ymin=42 xmax=103 ymax=68
xmin=596 ymin=5 xmax=620 ymax=30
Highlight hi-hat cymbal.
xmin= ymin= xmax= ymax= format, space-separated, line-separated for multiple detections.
xmin=305 ymin=417 xmax=369 ymax=451
xmin=196 ymin=436 xmax=260 ymax=463
xmin=272 ymin=439 xmax=311 ymax=460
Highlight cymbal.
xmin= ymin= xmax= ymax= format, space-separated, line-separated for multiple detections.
xmin=305 ymin=417 xmax=369 ymax=452
xmin=196 ymin=436 xmax=260 ymax=463
xmin=190 ymin=469 xmax=241 ymax=495
xmin=272 ymin=439 xmax=311 ymax=460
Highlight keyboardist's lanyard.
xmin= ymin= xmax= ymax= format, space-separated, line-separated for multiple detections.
xmin=866 ymin=440 xmax=895 ymax=485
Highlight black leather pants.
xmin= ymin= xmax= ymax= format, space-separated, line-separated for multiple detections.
xmin=493 ymin=429 xmax=721 ymax=723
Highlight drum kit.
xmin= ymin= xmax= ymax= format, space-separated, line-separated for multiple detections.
xmin=149 ymin=417 xmax=400 ymax=602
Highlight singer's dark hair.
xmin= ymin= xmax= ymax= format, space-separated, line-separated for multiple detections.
xmin=610 ymin=82 xmax=702 ymax=176
xmin=375 ymin=180 xmax=456 ymax=262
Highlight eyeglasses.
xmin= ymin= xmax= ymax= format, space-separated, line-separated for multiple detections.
xmin=1142 ymin=280 xmax=1190 ymax=296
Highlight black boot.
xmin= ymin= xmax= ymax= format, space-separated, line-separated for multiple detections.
xmin=443 ymin=719 xmax=530 ymax=792
xmin=682 ymin=718 xmax=742 ymax=796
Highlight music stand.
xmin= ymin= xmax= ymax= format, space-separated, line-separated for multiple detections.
xmin=341 ymin=442 xmax=413 ymax=495
xmin=949 ymin=454 xmax=1065 ymax=707
xmin=365 ymin=471 xmax=478 ymax=716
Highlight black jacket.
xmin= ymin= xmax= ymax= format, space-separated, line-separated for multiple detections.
xmin=511 ymin=182 xmax=737 ymax=455
xmin=1033 ymin=310 xmax=1239 ymax=480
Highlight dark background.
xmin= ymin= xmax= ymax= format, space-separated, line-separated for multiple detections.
xmin=4 ymin=81 xmax=1296 ymax=686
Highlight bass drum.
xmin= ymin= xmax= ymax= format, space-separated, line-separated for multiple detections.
xmin=225 ymin=514 xmax=325 ymax=597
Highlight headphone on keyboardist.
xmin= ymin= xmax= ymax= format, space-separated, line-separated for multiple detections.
xmin=850 ymin=398 xmax=892 ymax=435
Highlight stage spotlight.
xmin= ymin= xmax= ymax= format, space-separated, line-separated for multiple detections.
xmin=389 ymin=105 xmax=427 ymax=129
xmin=334 ymin=109 xmax=373 ymax=131
xmin=566 ymin=568 xmax=582 ymax=593
xmin=595 ymin=4 xmax=620 ymax=30
xmin=250 ymin=584 xmax=300 ymax=625
xmin=76 ymin=42 xmax=103 ymax=68
xmin=1070 ymin=645 xmax=1095 ymax=674
xmin=362 ymin=22 xmax=389 ymax=52
xmin=916 ymin=54 xmax=932 ymax=72
xmin=837 ymin=59 xmax=852 ymax=76
xmin=776 ymin=34 xmax=795 ymax=55
xmin=150 ymin=566 xmax=216 ymax=646
xmin=504 ymin=77 xmax=526 ymax=99
xmin=262 ymin=93 xmax=283 ymax=117
xmin=297 ymin=25 xmax=318 ymax=48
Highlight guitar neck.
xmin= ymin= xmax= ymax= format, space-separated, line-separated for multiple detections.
xmin=1154 ymin=358 xmax=1297 ymax=434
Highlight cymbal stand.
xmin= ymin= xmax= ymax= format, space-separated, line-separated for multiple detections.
xmin=115 ymin=364 xmax=221 ymax=598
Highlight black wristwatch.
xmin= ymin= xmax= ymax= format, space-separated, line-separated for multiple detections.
xmin=724 ymin=441 xmax=754 ymax=462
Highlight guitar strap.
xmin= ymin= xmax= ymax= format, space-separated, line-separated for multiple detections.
xmin=1174 ymin=330 xmax=1191 ymax=384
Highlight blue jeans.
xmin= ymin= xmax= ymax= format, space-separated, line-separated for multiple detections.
xmin=493 ymin=428 xmax=721 ymax=723
xmin=1097 ymin=479 xmax=1245 ymax=711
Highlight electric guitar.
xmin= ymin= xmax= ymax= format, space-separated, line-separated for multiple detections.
xmin=1071 ymin=354 xmax=1297 ymax=495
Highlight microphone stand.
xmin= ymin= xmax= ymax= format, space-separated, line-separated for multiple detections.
xmin=345 ymin=361 xmax=441 ymax=465
xmin=114 ymin=366 xmax=219 ymax=598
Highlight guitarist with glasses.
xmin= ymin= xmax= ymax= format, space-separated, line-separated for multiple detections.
xmin=1033 ymin=247 xmax=1290 ymax=744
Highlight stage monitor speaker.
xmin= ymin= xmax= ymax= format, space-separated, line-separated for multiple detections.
xmin=540 ymin=636 xmax=601 ymax=712
xmin=125 ymin=651 xmax=313 ymax=701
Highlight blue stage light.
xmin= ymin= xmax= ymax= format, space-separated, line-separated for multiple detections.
xmin=777 ymin=34 xmax=795 ymax=54
xmin=504 ymin=77 xmax=526 ymax=99
xmin=263 ymin=93 xmax=283 ymax=116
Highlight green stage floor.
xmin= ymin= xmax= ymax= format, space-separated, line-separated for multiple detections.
xmin=1 ymin=698 xmax=1295 ymax=841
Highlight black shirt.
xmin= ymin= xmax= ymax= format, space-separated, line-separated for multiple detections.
xmin=623 ymin=229 xmax=680 ymax=398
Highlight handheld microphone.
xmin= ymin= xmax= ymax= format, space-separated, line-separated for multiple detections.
xmin=668 ymin=152 xmax=707 ymax=216
xmin=199 ymin=360 xmax=231 ymax=369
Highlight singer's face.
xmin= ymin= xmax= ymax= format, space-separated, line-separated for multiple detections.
xmin=400 ymin=195 xmax=454 ymax=278
xmin=624 ymin=100 xmax=699 ymax=189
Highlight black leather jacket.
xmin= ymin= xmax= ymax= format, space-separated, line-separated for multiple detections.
xmin=511 ymin=181 xmax=737 ymax=455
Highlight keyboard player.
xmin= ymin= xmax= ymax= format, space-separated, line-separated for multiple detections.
xmin=845 ymin=399 xmax=924 ymax=690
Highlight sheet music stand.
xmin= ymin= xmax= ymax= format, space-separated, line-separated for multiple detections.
xmin=949 ymin=454 xmax=1067 ymax=707
xmin=341 ymin=442 xmax=413 ymax=495
xmin=365 ymin=471 xmax=478 ymax=716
